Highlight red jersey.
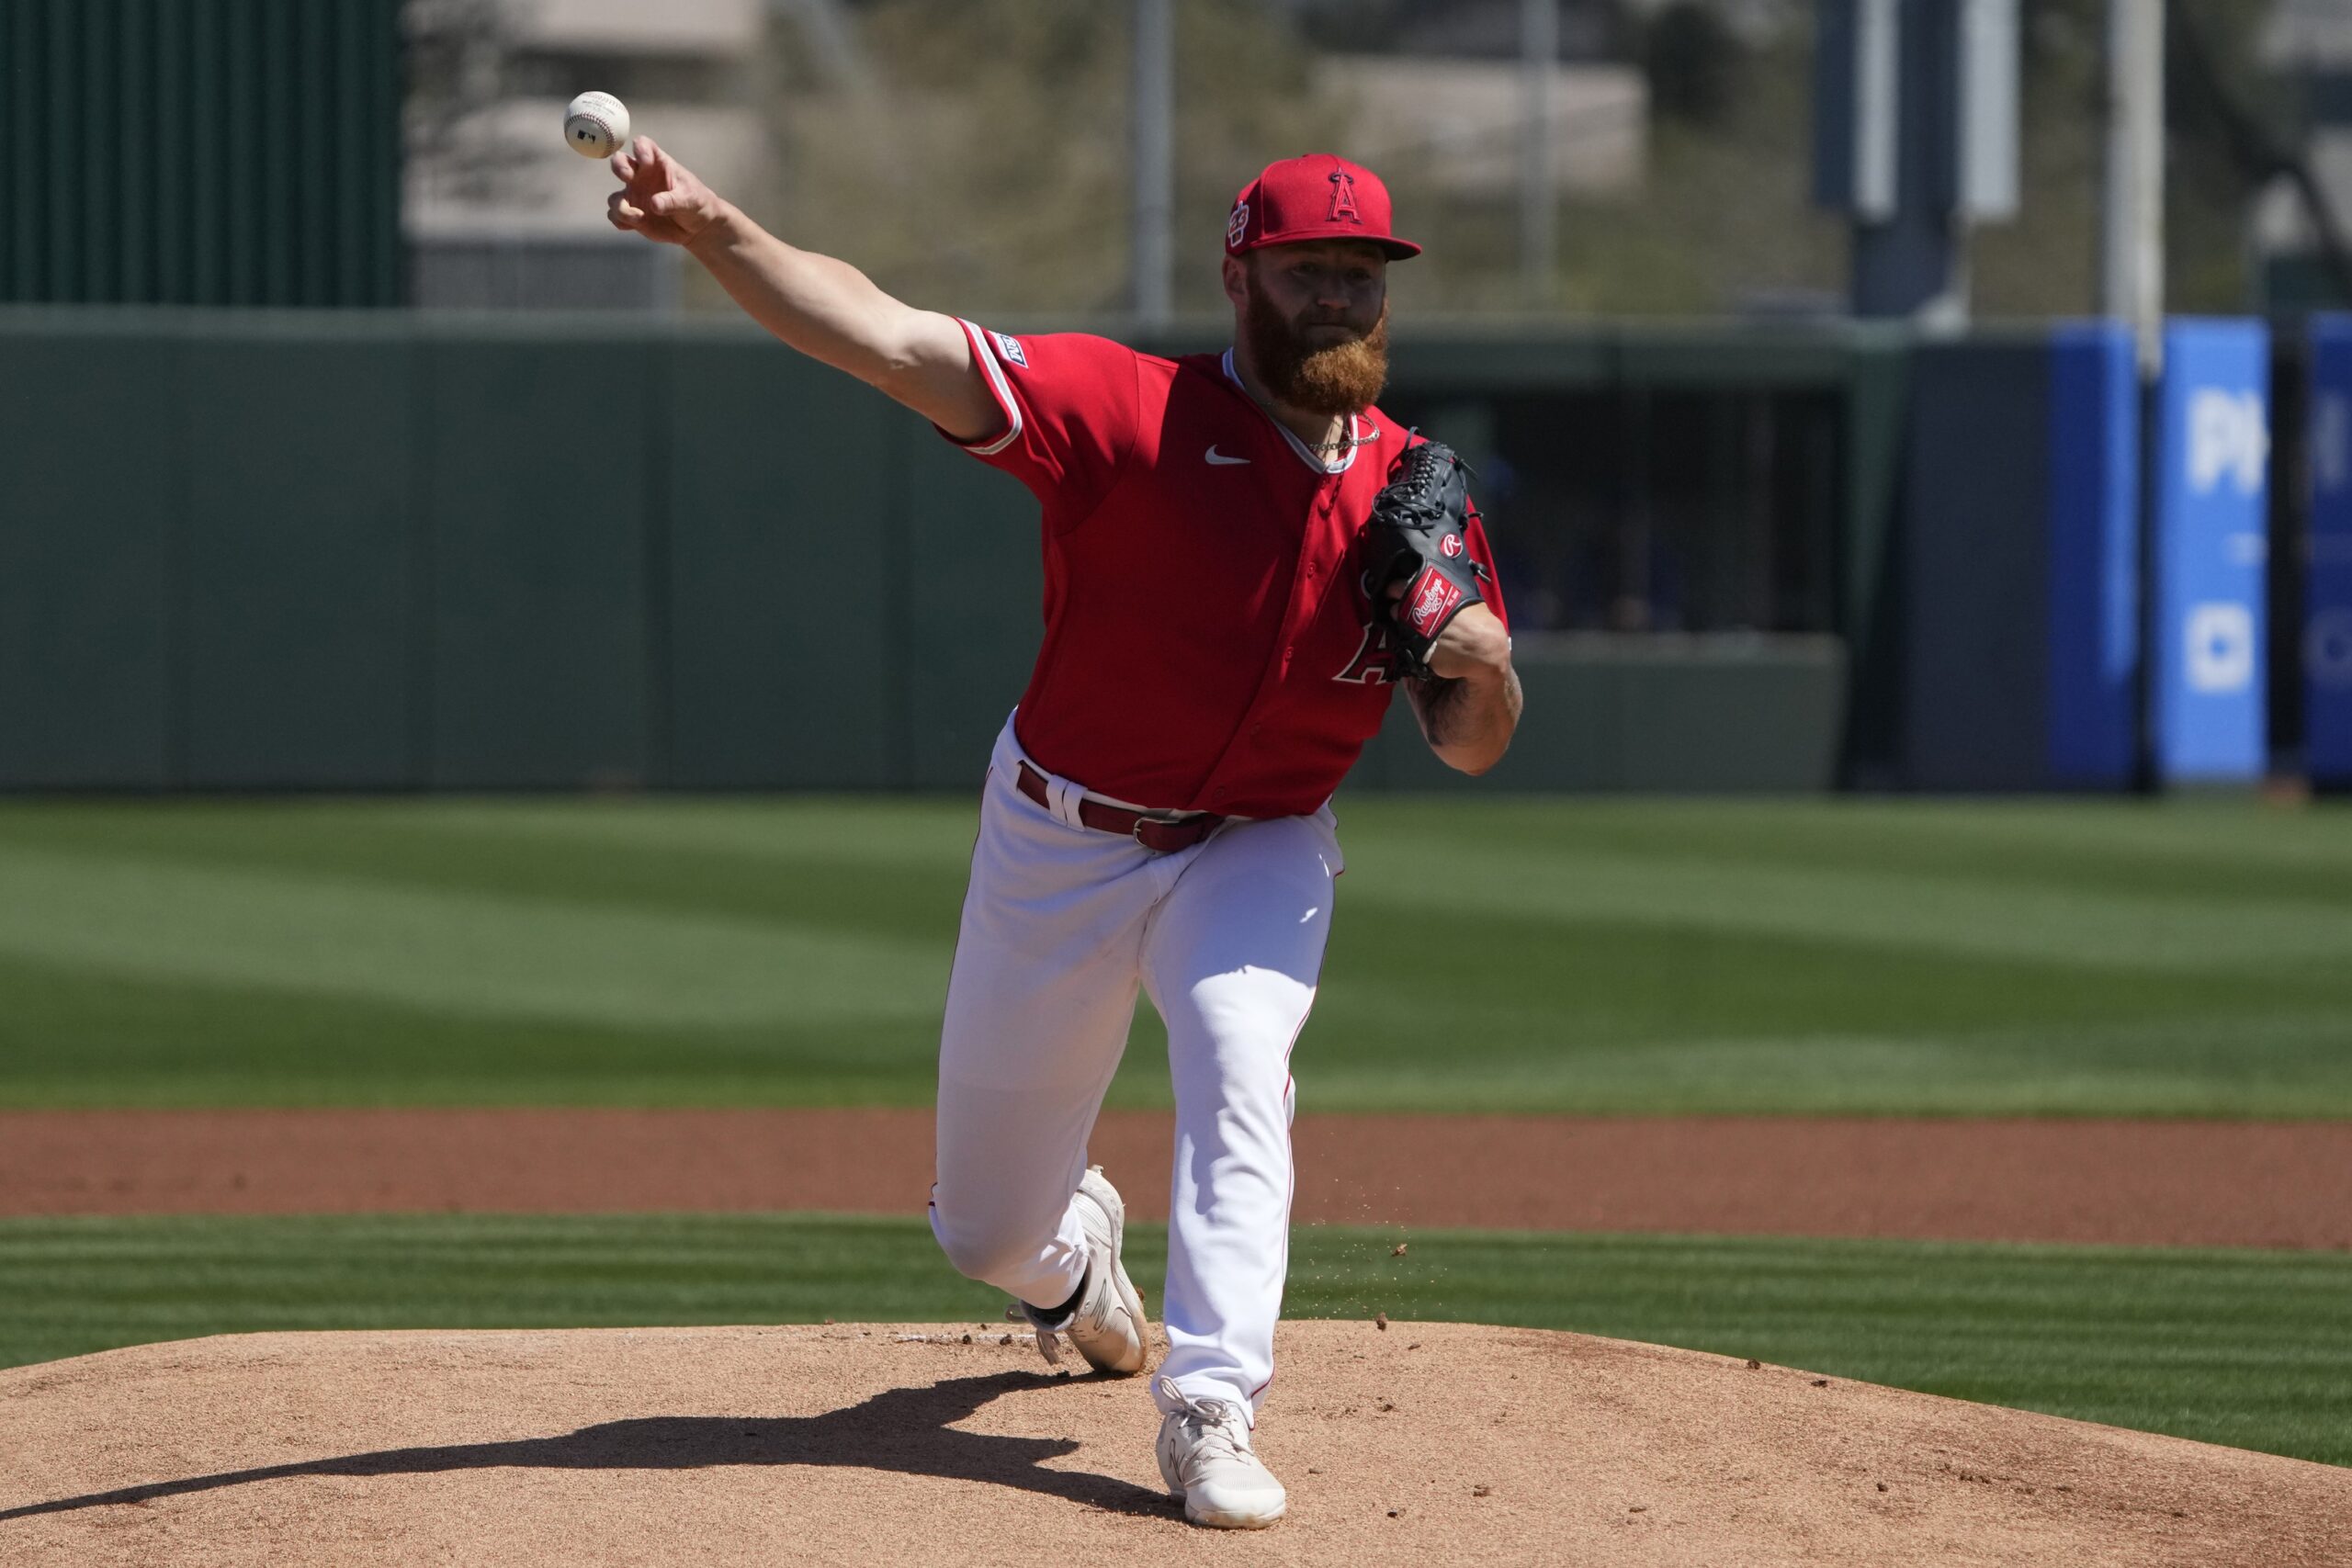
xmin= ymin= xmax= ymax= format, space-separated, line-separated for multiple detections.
xmin=945 ymin=319 xmax=1509 ymax=818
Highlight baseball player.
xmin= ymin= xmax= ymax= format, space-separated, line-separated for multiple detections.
xmin=608 ymin=141 xmax=1520 ymax=1529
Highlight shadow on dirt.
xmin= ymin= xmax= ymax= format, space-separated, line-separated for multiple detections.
xmin=0 ymin=1371 xmax=1175 ymax=1522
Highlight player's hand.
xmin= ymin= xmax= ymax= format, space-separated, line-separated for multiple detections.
xmin=1386 ymin=585 xmax=1509 ymax=682
xmin=606 ymin=137 xmax=725 ymax=247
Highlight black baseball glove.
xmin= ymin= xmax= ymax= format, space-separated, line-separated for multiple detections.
xmin=1360 ymin=439 xmax=1485 ymax=680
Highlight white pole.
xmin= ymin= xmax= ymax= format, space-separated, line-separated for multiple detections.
xmin=1132 ymin=0 xmax=1174 ymax=325
xmin=2102 ymin=0 xmax=2165 ymax=378
xmin=1521 ymin=0 xmax=1556 ymax=307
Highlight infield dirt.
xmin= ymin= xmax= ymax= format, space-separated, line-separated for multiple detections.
xmin=3 ymin=1321 xmax=2344 ymax=1567
xmin=6 ymin=1109 xmax=2349 ymax=1247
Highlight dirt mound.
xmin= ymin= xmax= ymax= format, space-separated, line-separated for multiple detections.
xmin=0 ymin=1322 xmax=2340 ymax=1566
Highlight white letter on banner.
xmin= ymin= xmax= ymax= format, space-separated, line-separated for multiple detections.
xmin=2188 ymin=389 xmax=2268 ymax=495
xmin=2186 ymin=602 xmax=2256 ymax=693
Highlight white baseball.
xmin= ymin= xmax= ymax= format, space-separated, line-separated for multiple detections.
xmin=563 ymin=92 xmax=630 ymax=160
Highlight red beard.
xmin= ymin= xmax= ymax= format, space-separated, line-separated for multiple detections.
xmin=1242 ymin=283 xmax=1391 ymax=417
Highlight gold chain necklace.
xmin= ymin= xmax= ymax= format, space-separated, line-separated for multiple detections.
xmin=1261 ymin=404 xmax=1378 ymax=456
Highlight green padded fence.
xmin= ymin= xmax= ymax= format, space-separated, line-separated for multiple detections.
xmin=0 ymin=310 xmax=1880 ymax=794
xmin=183 ymin=322 xmax=418 ymax=787
xmin=0 ymin=0 xmax=402 ymax=308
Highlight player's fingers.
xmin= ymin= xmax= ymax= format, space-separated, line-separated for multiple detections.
xmin=648 ymin=139 xmax=682 ymax=188
xmin=607 ymin=192 xmax=643 ymax=227
xmin=609 ymin=145 xmax=637 ymax=184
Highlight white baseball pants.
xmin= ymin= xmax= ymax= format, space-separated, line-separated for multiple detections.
xmin=929 ymin=716 xmax=1341 ymax=1420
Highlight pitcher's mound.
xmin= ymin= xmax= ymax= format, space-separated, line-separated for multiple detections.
xmin=0 ymin=1322 xmax=2340 ymax=1566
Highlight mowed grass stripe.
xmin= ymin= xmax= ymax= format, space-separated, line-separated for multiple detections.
xmin=0 ymin=955 xmax=938 ymax=1108
xmin=0 ymin=845 xmax=943 ymax=1029
xmin=2 ymin=798 xmax=2349 ymax=1113
xmin=1374 ymin=838 xmax=2352 ymax=972
xmin=1 ymin=1215 xmax=2343 ymax=1467
xmin=15 ymin=800 xmax=2352 ymax=972
xmin=1397 ymin=797 xmax=2352 ymax=901
xmin=4 ymin=950 xmax=2344 ymax=1112
xmin=1266 ymin=1013 xmax=2352 ymax=1116
xmin=0 ymin=803 xmax=969 ymax=948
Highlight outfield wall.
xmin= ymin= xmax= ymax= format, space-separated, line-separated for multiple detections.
xmin=0 ymin=310 xmax=1860 ymax=794
xmin=1 ymin=2 xmax=404 ymax=309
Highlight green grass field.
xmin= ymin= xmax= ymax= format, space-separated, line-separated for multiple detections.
xmin=6 ymin=796 xmax=2346 ymax=1469
xmin=2 ymin=795 xmax=2348 ymax=1113
xmin=4 ymin=1215 xmax=2344 ymax=1467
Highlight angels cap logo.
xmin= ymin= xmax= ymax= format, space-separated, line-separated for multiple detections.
xmin=1328 ymin=169 xmax=1361 ymax=222
xmin=1227 ymin=201 xmax=1250 ymax=249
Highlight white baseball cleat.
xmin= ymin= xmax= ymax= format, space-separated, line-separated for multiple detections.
xmin=1024 ymin=1165 xmax=1148 ymax=1376
xmin=1154 ymin=1376 xmax=1287 ymax=1529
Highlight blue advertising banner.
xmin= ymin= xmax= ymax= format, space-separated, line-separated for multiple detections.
xmin=2045 ymin=323 xmax=2140 ymax=786
xmin=2151 ymin=321 xmax=2269 ymax=783
xmin=2307 ymin=318 xmax=2352 ymax=784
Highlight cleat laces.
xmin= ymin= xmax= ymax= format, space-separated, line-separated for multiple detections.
xmin=1158 ymin=1377 xmax=1252 ymax=1466
xmin=1023 ymin=1290 xmax=1078 ymax=1369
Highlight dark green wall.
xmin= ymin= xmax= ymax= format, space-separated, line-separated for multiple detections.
xmin=0 ymin=310 xmax=1869 ymax=794
xmin=0 ymin=0 xmax=402 ymax=307
xmin=184 ymin=324 xmax=417 ymax=785
xmin=1350 ymin=637 xmax=1845 ymax=795
xmin=0 ymin=322 xmax=181 ymax=785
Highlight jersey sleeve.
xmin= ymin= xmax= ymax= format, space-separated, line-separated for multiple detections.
xmin=1463 ymin=498 xmax=1510 ymax=632
xmin=939 ymin=321 xmax=1141 ymax=525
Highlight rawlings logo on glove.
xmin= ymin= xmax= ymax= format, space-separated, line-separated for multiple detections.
xmin=1404 ymin=571 xmax=1465 ymax=638
xmin=1360 ymin=439 xmax=1484 ymax=680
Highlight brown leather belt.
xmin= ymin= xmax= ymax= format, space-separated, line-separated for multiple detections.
xmin=1016 ymin=761 xmax=1222 ymax=853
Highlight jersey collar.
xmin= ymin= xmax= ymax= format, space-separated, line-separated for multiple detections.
xmin=1221 ymin=348 xmax=1366 ymax=476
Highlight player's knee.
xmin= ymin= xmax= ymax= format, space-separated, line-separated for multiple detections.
xmin=928 ymin=1198 xmax=1034 ymax=1285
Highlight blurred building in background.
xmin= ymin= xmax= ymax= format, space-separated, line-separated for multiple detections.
xmin=2256 ymin=0 xmax=2352 ymax=310
xmin=1317 ymin=56 xmax=1645 ymax=199
xmin=385 ymin=0 xmax=2345 ymax=324
xmin=404 ymin=0 xmax=771 ymax=310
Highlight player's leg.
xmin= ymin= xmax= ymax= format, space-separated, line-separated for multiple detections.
xmin=1139 ymin=808 xmax=1341 ymax=1418
xmin=928 ymin=739 xmax=1158 ymax=1327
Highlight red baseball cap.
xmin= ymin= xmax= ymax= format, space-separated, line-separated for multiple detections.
xmin=1225 ymin=153 xmax=1421 ymax=260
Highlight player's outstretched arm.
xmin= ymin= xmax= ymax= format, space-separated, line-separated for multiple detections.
xmin=1405 ymin=604 xmax=1521 ymax=775
xmin=605 ymin=137 xmax=999 ymax=442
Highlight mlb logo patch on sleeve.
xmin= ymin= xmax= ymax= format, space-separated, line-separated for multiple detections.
xmin=992 ymin=332 xmax=1029 ymax=369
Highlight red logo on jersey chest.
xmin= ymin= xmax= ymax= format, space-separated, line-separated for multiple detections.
xmin=1329 ymin=171 xmax=1360 ymax=222
xmin=1334 ymin=620 xmax=1399 ymax=685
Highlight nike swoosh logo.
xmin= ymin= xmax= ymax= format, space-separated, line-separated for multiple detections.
xmin=1204 ymin=446 xmax=1251 ymax=466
